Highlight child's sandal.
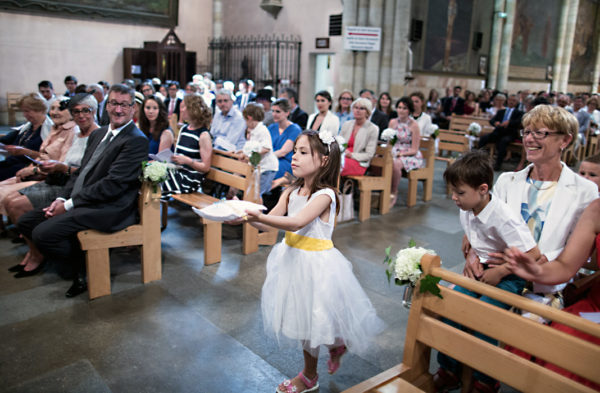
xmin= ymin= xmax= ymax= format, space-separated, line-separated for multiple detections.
xmin=433 ymin=368 xmax=461 ymax=392
xmin=276 ymin=371 xmax=319 ymax=393
xmin=327 ymin=345 xmax=347 ymax=375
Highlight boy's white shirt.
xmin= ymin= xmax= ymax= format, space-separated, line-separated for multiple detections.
xmin=460 ymin=193 xmax=537 ymax=264
xmin=247 ymin=122 xmax=279 ymax=172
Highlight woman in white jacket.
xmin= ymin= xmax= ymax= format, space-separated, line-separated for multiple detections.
xmin=307 ymin=90 xmax=340 ymax=134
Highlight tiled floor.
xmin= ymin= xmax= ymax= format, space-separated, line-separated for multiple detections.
xmin=0 ymin=161 xmax=514 ymax=393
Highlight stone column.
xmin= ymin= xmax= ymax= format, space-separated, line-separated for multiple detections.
xmin=365 ymin=0 xmax=384 ymax=92
xmin=389 ymin=0 xmax=411 ymax=98
xmin=487 ymin=0 xmax=505 ymax=89
xmin=213 ymin=0 xmax=223 ymax=77
xmin=378 ymin=0 xmax=396 ymax=93
xmin=593 ymin=23 xmax=600 ymax=92
xmin=352 ymin=0 xmax=369 ymax=91
xmin=496 ymin=0 xmax=515 ymax=91
xmin=339 ymin=0 xmax=358 ymax=93
xmin=553 ymin=0 xmax=570 ymax=92
xmin=559 ymin=0 xmax=580 ymax=92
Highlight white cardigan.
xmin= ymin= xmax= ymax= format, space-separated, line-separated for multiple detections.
xmin=494 ymin=163 xmax=598 ymax=293
xmin=307 ymin=111 xmax=340 ymax=135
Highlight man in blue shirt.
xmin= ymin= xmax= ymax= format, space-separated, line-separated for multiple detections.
xmin=211 ymin=89 xmax=246 ymax=151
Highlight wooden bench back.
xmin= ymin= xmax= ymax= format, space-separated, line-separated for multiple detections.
xmin=205 ymin=149 xmax=258 ymax=202
xmin=436 ymin=130 xmax=470 ymax=156
xmin=401 ymin=255 xmax=600 ymax=393
xmin=7 ymin=92 xmax=22 ymax=126
xmin=449 ymin=115 xmax=493 ymax=135
xmin=367 ymin=144 xmax=393 ymax=179
xmin=418 ymin=137 xmax=435 ymax=172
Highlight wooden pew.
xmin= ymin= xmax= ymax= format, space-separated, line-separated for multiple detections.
xmin=168 ymin=149 xmax=277 ymax=265
xmin=434 ymin=130 xmax=470 ymax=196
xmin=347 ymin=144 xmax=393 ymax=222
xmin=7 ymin=92 xmax=22 ymax=126
xmin=404 ymin=138 xmax=435 ymax=208
xmin=344 ymin=254 xmax=600 ymax=393
xmin=77 ymin=181 xmax=162 ymax=300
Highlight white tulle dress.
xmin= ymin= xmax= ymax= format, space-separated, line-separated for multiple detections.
xmin=261 ymin=187 xmax=384 ymax=356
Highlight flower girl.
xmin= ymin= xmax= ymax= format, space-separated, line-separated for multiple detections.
xmin=241 ymin=130 xmax=384 ymax=393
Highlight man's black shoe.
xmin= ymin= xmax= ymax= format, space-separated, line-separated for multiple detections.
xmin=65 ymin=276 xmax=87 ymax=298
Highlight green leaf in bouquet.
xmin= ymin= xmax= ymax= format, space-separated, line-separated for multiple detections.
xmin=408 ymin=239 xmax=416 ymax=247
xmin=419 ymin=274 xmax=443 ymax=299
xmin=249 ymin=151 xmax=261 ymax=167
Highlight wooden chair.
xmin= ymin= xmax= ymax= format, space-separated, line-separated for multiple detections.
xmin=347 ymin=144 xmax=393 ymax=222
xmin=434 ymin=130 xmax=470 ymax=195
xmin=586 ymin=132 xmax=599 ymax=157
xmin=344 ymin=254 xmax=600 ymax=393
xmin=169 ymin=149 xmax=277 ymax=264
xmin=77 ymin=182 xmax=162 ymax=300
xmin=7 ymin=92 xmax=22 ymax=126
xmin=404 ymin=138 xmax=435 ymax=207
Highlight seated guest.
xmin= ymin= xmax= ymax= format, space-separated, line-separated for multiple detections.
xmin=133 ymin=91 xmax=144 ymax=125
xmin=578 ymin=154 xmax=600 ymax=194
xmin=268 ymin=98 xmax=302 ymax=187
xmin=38 ymin=80 xmax=54 ymax=101
xmin=5 ymin=94 xmax=99 ymax=275
xmin=478 ymin=89 xmax=492 ymax=114
xmin=359 ymin=88 xmax=389 ymax=135
xmin=339 ymin=97 xmax=379 ymax=177
xmin=502 ymin=199 xmax=600 ymax=391
xmin=410 ymin=91 xmax=434 ymax=137
xmin=307 ymin=90 xmax=339 ymax=135
xmin=377 ymin=92 xmax=397 ymax=120
xmin=335 ymin=90 xmax=354 ymax=130
xmin=0 ymin=93 xmax=52 ymax=181
xmin=463 ymin=90 xmax=479 ymax=116
xmin=426 ymin=88 xmax=442 ymax=122
xmin=478 ymin=94 xmax=523 ymax=171
xmin=237 ymin=103 xmax=279 ymax=197
xmin=141 ymin=81 xmax=156 ymax=98
xmin=255 ymin=89 xmax=274 ymax=127
xmin=162 ymin=94 xmax=212 ymax=197
xmin=211 ymin=89 xmax=246 ymax=151
xmin=485 ymin=92 xmax=506 ymax=118
xmin=388 ymin=97 xmax=424 ymax=206
xmin=138 ymin=95 xmax=174 ymax=155
xmin=16 ymin=84 xmax=149 ymax=297
xmin=279 ymin=87 xmax=307 ymax=129
xmin=0 ymin=97 xmax=76 ymax=211
xmin=185 ymin=82 xmax=198 ymax=95
xmin=63 ymin=75 xmax=77 ymax=97
xmin=440 ymin=86 xmax=465 ymax=126
xmin=164 ymin=81 xmax=182 ymax=119
xmin=87 ymin=83 xmax=108 ymax=126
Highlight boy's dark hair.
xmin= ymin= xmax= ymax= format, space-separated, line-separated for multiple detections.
xmin=443 ymin=150 xmax=494 ymax=191
xmin=38 ymin=80 xmax=53 ymax=89
xmin=64 ymin=75 xmax=77 ymax=84
xmin=583 ymin=153 xmax=600 ymax=165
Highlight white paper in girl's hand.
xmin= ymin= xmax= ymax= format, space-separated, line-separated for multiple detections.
xmin=149 ymin=149 xmax=174 ymax=163
xmin=192 ymin=200 xmax=267 ymax=222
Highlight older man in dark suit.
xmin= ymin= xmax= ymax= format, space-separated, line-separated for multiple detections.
xmin=279 ymin=87 xmax=307 ymax=129
xmin=17 ymin=84 xmax=149 ymax=297
xmin=478 ymin=94 xmax=524 ymax=171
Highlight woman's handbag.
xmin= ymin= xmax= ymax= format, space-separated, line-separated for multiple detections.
xmin=338 ymin=179 xmax=355 ymax=222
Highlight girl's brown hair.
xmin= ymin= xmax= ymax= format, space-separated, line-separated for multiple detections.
xmin=138 ymin=95 xmax=169 ymax=141
xmin=289 ymin=130 xmax=341 ymax=215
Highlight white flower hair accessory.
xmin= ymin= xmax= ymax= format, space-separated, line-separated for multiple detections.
xmin=318 ymin=130 xmax=336 ymax=146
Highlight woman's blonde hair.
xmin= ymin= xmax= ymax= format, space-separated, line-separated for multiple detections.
xmin=17 ymin=92 xmax=48 ymax=113
xmin=522 ymin=104 xmax=577 ymax=142
xmin=183 ymin=94 xmax=212 ymax=128
xmin=351 ymin=97 xmax=372 ymax=113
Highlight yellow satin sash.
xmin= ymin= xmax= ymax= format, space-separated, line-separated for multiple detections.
xmin=284 ymin=231 xmax=333 ymax=251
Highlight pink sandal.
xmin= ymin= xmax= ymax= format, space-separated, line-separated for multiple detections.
xmin=327 ymin=345 xmax=347 ymax=375
xmin=276 ymin=371 xmax=319 ymax=393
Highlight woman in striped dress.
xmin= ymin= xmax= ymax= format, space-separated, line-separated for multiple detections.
xmin=162 ymin=94 xmax=212 ymax=196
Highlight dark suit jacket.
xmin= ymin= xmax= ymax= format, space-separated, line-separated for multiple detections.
xmin=289 ymin=106 xmax=308 ymax=129
xmin=370 ymin=109 xmax=390 ymax=135
xmin=98 ymin=100 xmax=110 ymax=126
xmin=489 ymin=107 xmax=523 ymax=135
xmin=61 ymin=121 xmax=149 ymax=232
xmin=164 ymin=97 xmax=182 ymax=118
xmin=234 ymin=92 xmax=256 ymax=108
xmin=442 ymin=96 xmax=465 ymax=116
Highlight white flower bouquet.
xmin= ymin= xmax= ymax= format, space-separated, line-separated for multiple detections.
xmin=468 ymin=122 xmax=482 ymax=136
xmin=141 ymin=161 xmax=170 ymax=192
xmin=381 ymin=128 xmax=398 ymax=146
xmin=335 ymin=135 xmax=347 ymax=151
xmin=430 ymin=124 xmax=439 ymax=139
xmin=242 ymin=140 xmax=262 ymax=167
xmin=384 ymin=239 xmax=442 ymax=298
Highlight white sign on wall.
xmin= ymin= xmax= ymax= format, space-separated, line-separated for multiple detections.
xmin=344 ymin=26 xmax=381 ymax=51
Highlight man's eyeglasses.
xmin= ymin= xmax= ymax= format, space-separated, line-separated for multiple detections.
xmin=71 ymin=108 xmax=93 ymax=115
xmin=520 ymin=129 xmax=562 ymax=139
xmin=108 ymin=101 xmax=134 ymax=109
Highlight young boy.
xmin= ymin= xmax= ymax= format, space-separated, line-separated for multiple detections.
xmin=238 ymin=103 xmax=279 ymax=196
xmin=435 ymin=150 xmax=541 ymax=392
xmin=578 ymin=153 xmax=600 ymax=194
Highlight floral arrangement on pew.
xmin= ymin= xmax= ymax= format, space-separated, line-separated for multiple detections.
xmin=381 ymin=128 xmax=398 ymax=146
xmin=141 ymin=161 xmax=171 ymax=193
xmin=384 ymin=239 xmax=442 ymax=299
xmin=467 ymin=122 xmax=482 ymax=136
xmin=242 ymin=140 xmax=262 ymax=201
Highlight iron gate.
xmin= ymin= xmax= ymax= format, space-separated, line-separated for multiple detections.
xmin=208 ymin=35 xmax=302 ymax=98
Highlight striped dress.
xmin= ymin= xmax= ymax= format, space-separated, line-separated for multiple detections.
xmin=162 ymin=125 xmax=210 ymax=196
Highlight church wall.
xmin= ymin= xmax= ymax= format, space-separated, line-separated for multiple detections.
xmin=0 ymin=0 xmax=212 ymax=124
xmin=220 ymin=0 xmax=344 ymax=112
